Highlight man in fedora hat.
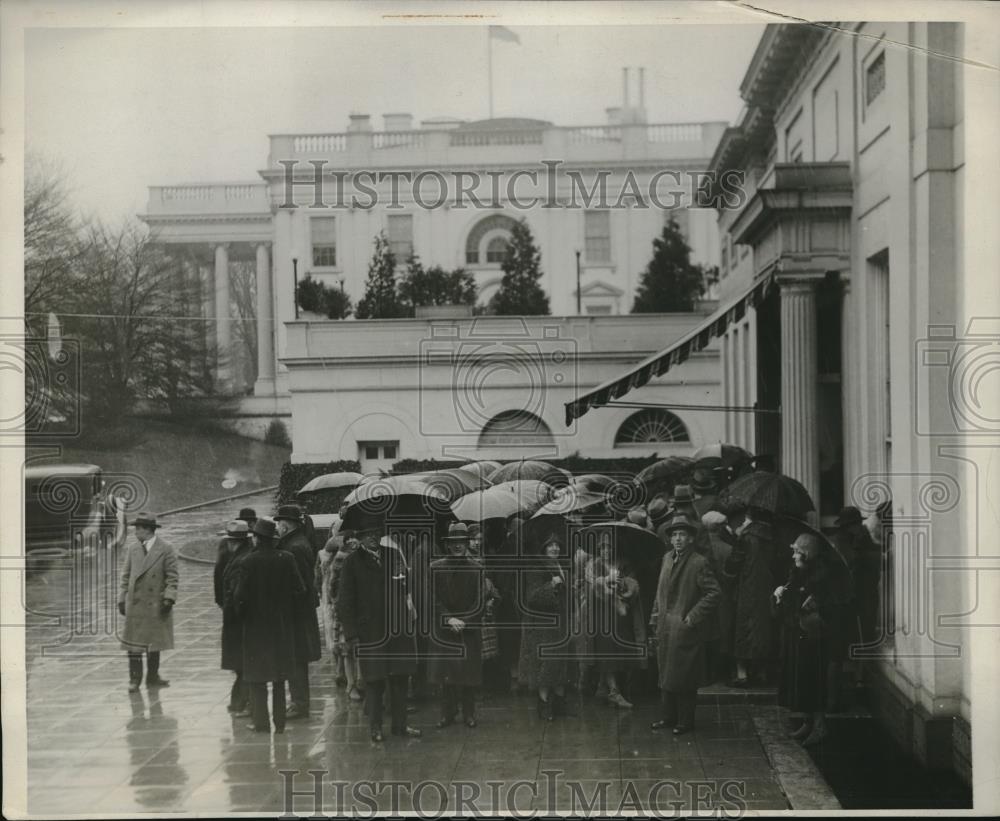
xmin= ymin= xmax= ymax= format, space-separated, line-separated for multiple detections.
xmin=274 ymin=504 xmax=322 ymax=720
xmin=428 ymin=523 xmax=488 ymax=729
xmin=215 ymin=520 xmax=254 ymax=714
xmin=236 ymin=517 xmax=303 ymax=733
xmin=649 ymin=513 xmax=721 ymax=735
xmin=237 ymin=508 xmax=258 ymax=527
xmin=118 ymin=512 xmax=178 ymax=693
xmin=338 ymin=529 xmax=422 ymax=742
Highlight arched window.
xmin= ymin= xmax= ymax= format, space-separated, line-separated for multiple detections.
xmin=614 ymin=409 xmax=689 ymax=445
xmin=465 ymin=214 xmax=519 ymax=265
xmin=485 ymin=235 xmax=509 ymax=263
xmin=478 ymin=410 xmax=555 ymax=448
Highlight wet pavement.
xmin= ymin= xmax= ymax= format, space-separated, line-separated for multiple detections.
xmin=21 ymin=491 xmax=830 ymax=815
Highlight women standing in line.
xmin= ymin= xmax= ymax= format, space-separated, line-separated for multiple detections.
xmin=519 ymin=533 xmax=573 ymax=720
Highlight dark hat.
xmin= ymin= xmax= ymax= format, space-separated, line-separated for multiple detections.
xmin=672 ymin=484 xmax=696 ymax=504
xmin=252 ymin=518 xmax=277 ymax=539
xmin=133 ymin=512 xmax=160 ymax=530
xmin=444 ymin=522 xmax=471 ymax=541
xmin=647 ymin=496 xmax=672 ymax=527
xmin=626 ymin=508 xmax=648 ymax=526
xmin=835 ymin=506 xmax=863 ymax=527
xmin=691 ymin=468 xmax=718 ymax=493
xmin=658 ymin=513 xmax=699 ymax=539
xmin=220 ymin=520 xmax=251 ymax=538
xmin=237 ymin=507 xmax=257 ymax=523
xmin=273 ymin=504 xmax=303 ymax=523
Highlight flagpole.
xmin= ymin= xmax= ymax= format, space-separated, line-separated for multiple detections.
xmin=487 ymin=28 xmax=494 ymax=119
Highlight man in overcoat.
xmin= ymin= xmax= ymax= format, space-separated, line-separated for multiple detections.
xmin=649 ymin=513 xmax=721 ymax=735
xmin=118 ymin=512 xmax=178 ymax=693
xmin=428 ymin=523 xmax=487 ymax=728
xmin=235 ymin=517 xmax=304 ymax=733
xmin=275 ymin=504 xmax=322 ymax=720
xmin=337 ymin=530 xmax=421 ymax=742
xmin=214 ymin=519 xmax=253 ymax=713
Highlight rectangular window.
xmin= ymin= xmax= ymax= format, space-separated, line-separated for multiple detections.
xmin=866 ymin=51 xmax=886 ymax=106
xmin=387 ymin=214 xmax=414 ymax=260
xmin=311 ymin=217 xmax=337 ymax=267
xmin=584 ymin=211 xmax=611 ymax=263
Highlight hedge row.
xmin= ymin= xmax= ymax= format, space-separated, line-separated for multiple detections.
xmin=278 ymin=454 xmax=671 ymax=507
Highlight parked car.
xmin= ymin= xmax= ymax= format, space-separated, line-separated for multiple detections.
xmin=24 ymin=463 xmax=127 ymax=560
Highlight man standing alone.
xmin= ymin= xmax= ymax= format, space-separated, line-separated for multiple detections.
xmin=275 ymin=504 xmax=322 ymax=720
xmin=118 ymin=512 xmax=178 ymax=693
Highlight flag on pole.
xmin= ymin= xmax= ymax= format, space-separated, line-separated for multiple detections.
xmin=489 ymin=25 xmax=520 ymax=45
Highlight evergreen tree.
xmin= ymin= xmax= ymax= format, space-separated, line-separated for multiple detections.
xmin=631 ymin=217 xmax=707 ymax=313
xmin=355 ymin=231 xmax=404 ymax=319
xmin=488 ymin=218 xmax=550 ymax=315
xmin=398 ymin=253 xmax=477 ymax=313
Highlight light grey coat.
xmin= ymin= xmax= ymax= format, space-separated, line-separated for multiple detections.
xmin=118 ymin=536 xmax=179 ymax=652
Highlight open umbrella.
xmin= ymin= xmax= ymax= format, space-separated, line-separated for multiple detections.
xmin=577 ymin=521 xmax=664 ymax=563
xmin=693 ymin=443 xmax=754 ymax=470
xmin=410 ymin=467 xmax=491 ymax=498
xmin=571 ymin=473 xmax=616 ymax=493
xmin=341 ymin=475 xmax=453 ymax=530
xmin=489 ymin=460 xmax=572 ymax=487
xmin=451 ymin=479 xmax=553 ymax=523
xmin=531 ymin=485 xmax=609 ymax=520
xmin=298 ymin=472 xmax=365 ymax=494
xmin=460 ymin=460 xmax=502 ymax=479
xmin=718 ymin=471 xmax=815 ymax=518
xmin=634 ymin=456 xmax=694 ymax=499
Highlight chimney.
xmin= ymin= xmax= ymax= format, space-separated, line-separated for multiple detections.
xmin=606 ymin=106 xmax=622 ymax=126
xmin=347 ymin=113 xmax=372 ymax=133
xmin=622 ymin=67 xmax=630 ymax=108
xmin=383 ymin=112 xmax=413 ymax=132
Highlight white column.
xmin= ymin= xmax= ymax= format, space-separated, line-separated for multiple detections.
xmin=779 ymin=277 xmax=820 ymax=515
xmin=722 ymin=330 xmax=732 ymax=442
xmin=201 ymin=261 xmax=215 ymax=376
xmin=254 ymin=242 xmax=276 ymax=395
xmin=214 ymin=242 xmax=232 ymax=389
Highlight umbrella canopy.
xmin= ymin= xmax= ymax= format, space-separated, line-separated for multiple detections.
xmin=577 ymin=521 xmax=664 ymax=561
xmin=634 ymin=456 xmax=694 ymax=498
xmin=718 ymin=471 xmax=815 ymax=517
xmin=459 ymin=460 xmax=502 ymax=479
xmin=489 ymin=460 xmax=572 ymax=487
xmin=298 ymin=471 xmax=365 ymax=494
xmin=571 ymin=473 xmax=616 ymax=493
xmin=692 ymin=443 xmax=754 ymax=470
xmin=341 ymin=475 xmax=453 ymax=530
xmin=409 ymin=467 xmax=492 ymax=498
xmin=531 ymin=485 xmax=609 ymax=520
xmin=451 ymin=479 xmax=553 ymax=523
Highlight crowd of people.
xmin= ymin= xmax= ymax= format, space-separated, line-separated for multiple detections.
xmin=118 ymin=464 xmax=891 ymax=749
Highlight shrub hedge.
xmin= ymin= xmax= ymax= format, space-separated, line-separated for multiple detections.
xmin=277 ymin=460 xmax=362 ymax=505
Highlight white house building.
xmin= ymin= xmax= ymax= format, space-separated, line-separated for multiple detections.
xmin=141 ymin=87 xmax=728 ymax=463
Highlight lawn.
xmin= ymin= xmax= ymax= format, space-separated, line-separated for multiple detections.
xmin=25 ymin=418 xmax=291 ymax=514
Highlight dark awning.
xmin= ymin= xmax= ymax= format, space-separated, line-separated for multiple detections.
xmin=565 ymin=272 xmax=777 ymax=425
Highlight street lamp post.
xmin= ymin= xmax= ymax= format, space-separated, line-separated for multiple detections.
xmin=292 ymin=257 xmax=299 ymax=319
xmin=575 ymin=250 xmax=582 ymax=314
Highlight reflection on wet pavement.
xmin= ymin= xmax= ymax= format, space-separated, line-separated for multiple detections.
xmin=23 ymin=491 xmax=793 ymax=815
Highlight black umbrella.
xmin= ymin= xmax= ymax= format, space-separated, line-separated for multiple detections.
xmin=489 ymin=460 xmax=572 ymax=487
xmin=718 ymin=471 xmax=815 ymax=518
xmin=450 ymin=479 xmax=553 ymax=523
xmin=576 ymin=521 xmax=665 ymax=566
xmin=409 ymin=467 xmax=491 ymax=498
xmin=693 ymin=443 xmax=754 ymax=470
xmin=634 ymin=456 xmax=694 ymax=502
xmin=340 ymin=475 xmax=453 ymax=530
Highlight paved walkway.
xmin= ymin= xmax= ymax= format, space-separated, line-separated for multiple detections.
xmin=21 ymin=493 xmax=834 ymax=815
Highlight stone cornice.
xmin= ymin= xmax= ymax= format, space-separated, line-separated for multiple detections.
xmin=281 ymin=349 xmax=719 ymax=370
xmin=139 ymin=212 xmax=273 ymax=225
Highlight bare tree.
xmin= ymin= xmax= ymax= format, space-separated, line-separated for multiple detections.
xmin=24 ymin=156 xmax=84 ymax=335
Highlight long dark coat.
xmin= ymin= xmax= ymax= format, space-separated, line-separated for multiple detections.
xmin=427 ymin=554 xmax=487 ymax=687
xmin=119 ymin=536 xmax=179 ymax=652
xmin=216 ymin=537 xmax=252 ymax=671
xmin=725 ymin=521 xmax=777 ymax=660
xmin=776 ymin=560 xmax=851 ymax=712
xmin=277 ymin=526 xmax=322 ymax=664
xmin=651 ymin=547 xmax=721 ymax=692
xmin=833 ymin=522 xmax=881 ymax=645
xmin=518 ymin=559 xmax=572 ymax=689
xmin=702 ymin=530 xmax=735 ymax=653
xmin=234 ymin=546 xmax=303 ymax=683
xmin=337 ymin=545 xmax=419 ymax=682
